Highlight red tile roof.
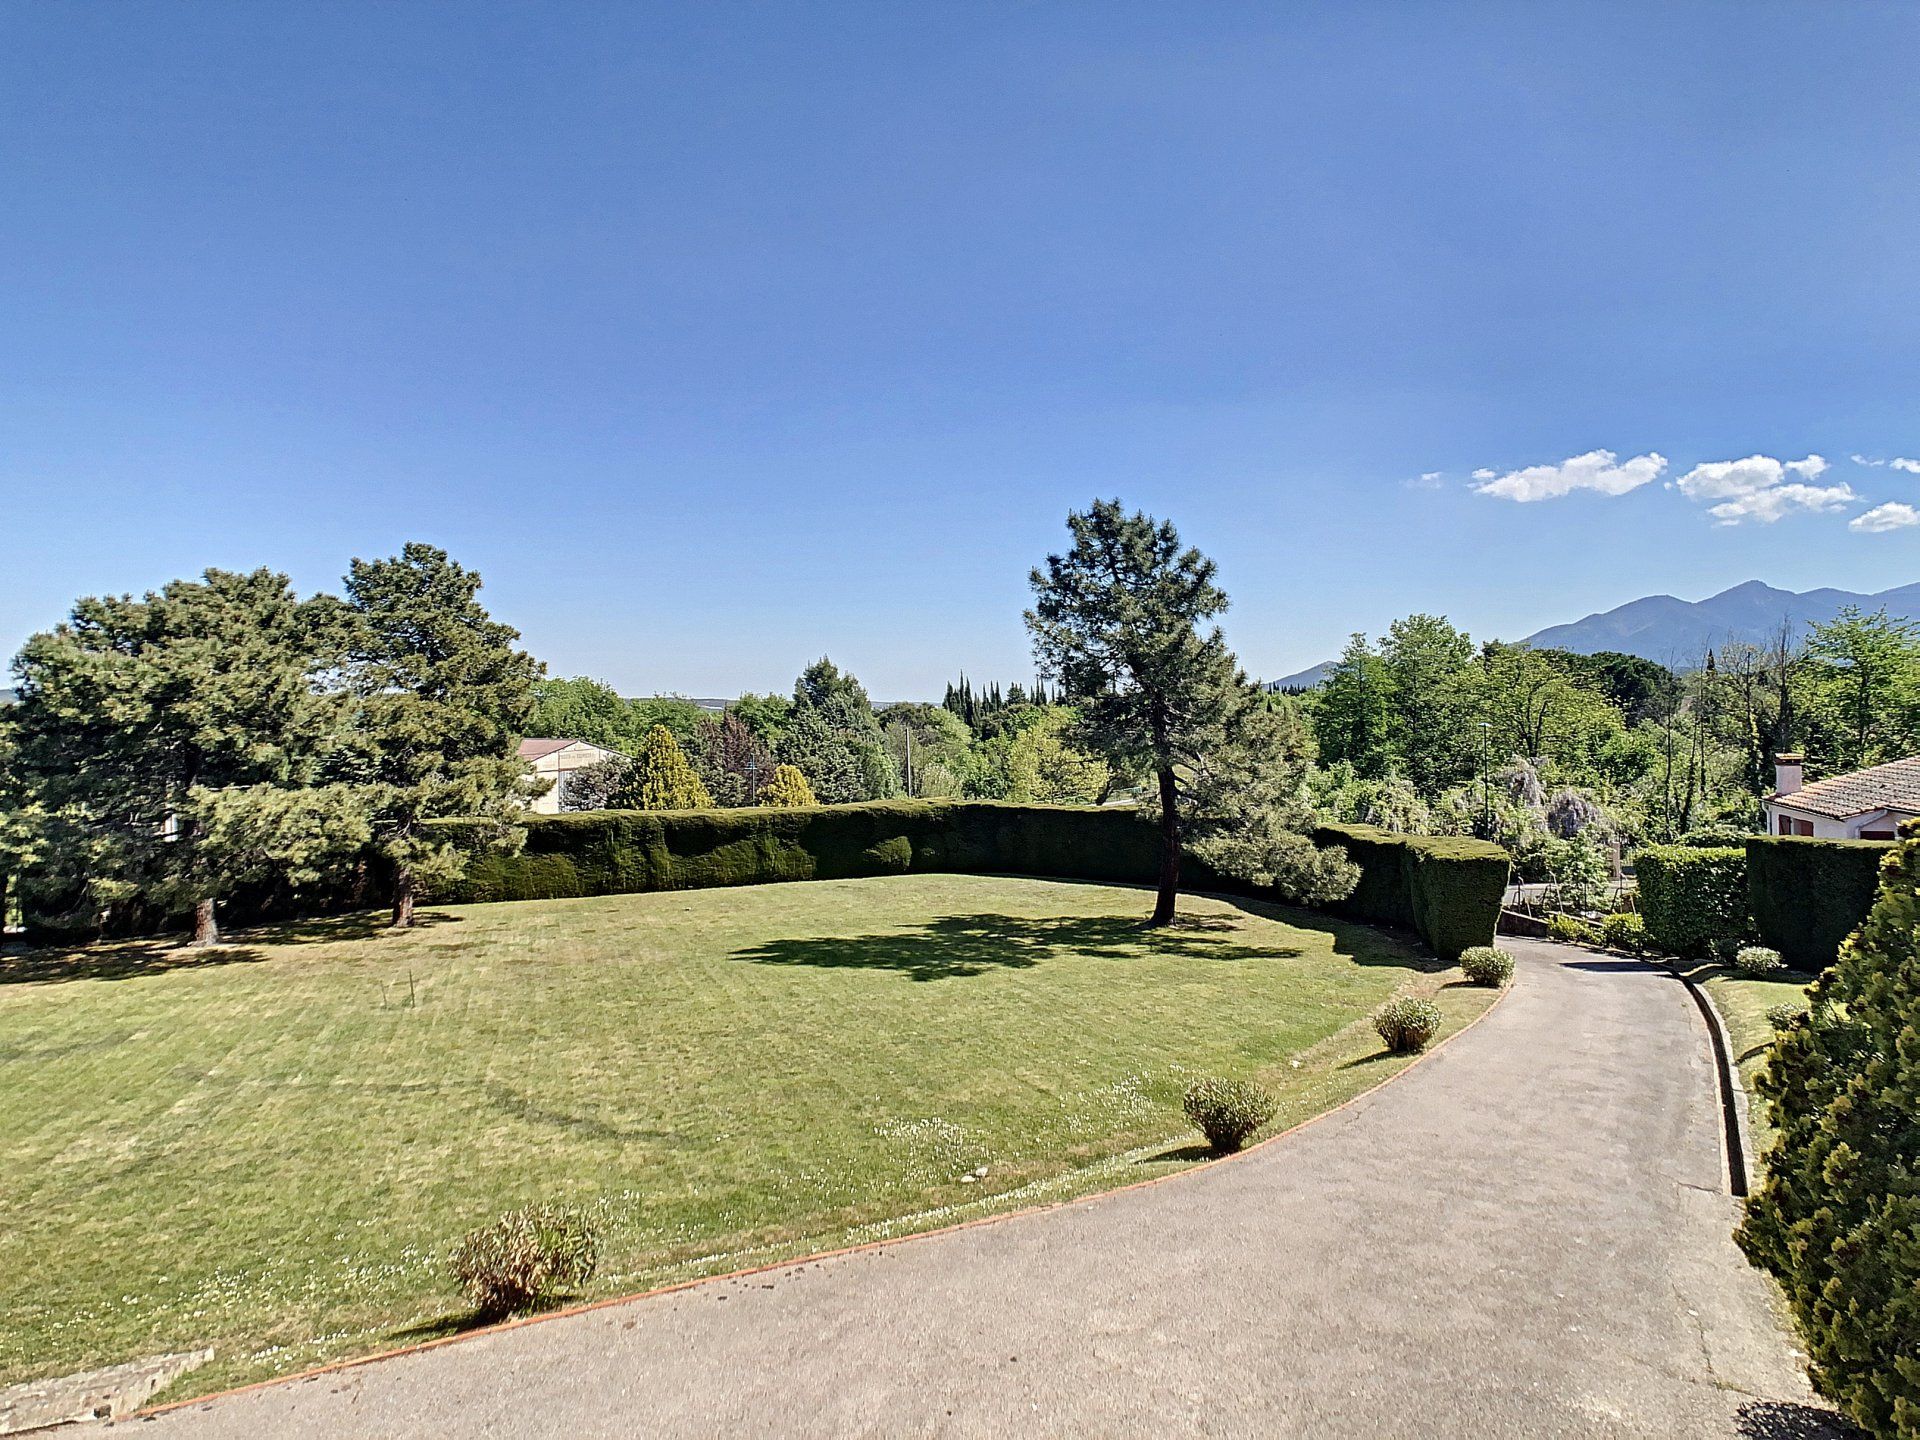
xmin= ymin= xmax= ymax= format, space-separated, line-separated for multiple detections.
xmin=517 ymin=738 xmax=579 ymax=761
xmin=1770 ymin=755 xmax=1920 ymax=819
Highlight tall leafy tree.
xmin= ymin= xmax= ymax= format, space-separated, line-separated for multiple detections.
xmin=1028 ymin=499 xmax=1333 ymax=924
xmin=342 ymin=543 xmax=542 ymax=927
xmin=1799 ymin=606 xmax=1920 ymax=772
xmin=1379 ymin=613 xmax=1473 ymax=796
xmin=779 ymin=658 xmax=899 ymax=802
xmin=6 ymin=568 xmax=346 ymax=944
xmin=690 ymin=712 xmax=778 ymax=807
xmin=1311 ymin=633 xmax=1393 ymax=779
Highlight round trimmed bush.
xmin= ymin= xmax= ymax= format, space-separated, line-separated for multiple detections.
xmin=1182 ymin=1077 xmax=1277 ymax=1155
xmin=1765 ymin=1001 xmax=1805 ymax=1030
xmin=450 ymin=1204 xmax=600 ymax=1318
xmin=1374 ymin=996 xmax=1443 ymax=1053
xmin=1734 ymin=945 xmax=1786 ymax=978
xmin=1459 ymin=945 xmax=1514 ymax=987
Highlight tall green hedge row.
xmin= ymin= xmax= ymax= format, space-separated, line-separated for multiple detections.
xmin=430 ymin=801 xmax=1508 ymax=961
xmin=1634 ymin=845 xmax=1749 ymax=958
xmin=1746 ymin=835 xmax=1893 ymax=972
xmin=1737 ymin=831 xmax=1918 ymax=1434
xmin=435 ymin=801 xmax=1165 ymax=902
xmin=1311 ymin=823 xmax=1510 ymax=961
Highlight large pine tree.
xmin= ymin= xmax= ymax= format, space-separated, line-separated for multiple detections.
xmin=343 ymin=543 xmax=542 ymax=927
xmin=7 ymin=568 xmax=345 ymax=944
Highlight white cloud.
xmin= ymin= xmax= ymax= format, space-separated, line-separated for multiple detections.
xmin=1893 ymin=458 xmax=1920 ymax=474
xmin=1404 ymin=470 xmax=1445 ymax=490
xmin=1851 ymin=501 xmax=1920 ymax=533
xmin=1706 ymin=482 xmax=1858 ymax=525
xmin=1853 ymin=454 xmax=1884 ymax=467
xmin=1472 ymin=449 xmax=1666 ymax=503
xmin=1673 ymin=454 xmax=1853 ymax=524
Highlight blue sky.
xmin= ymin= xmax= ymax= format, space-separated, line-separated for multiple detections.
xmin=4 ymin=3 xmax=1918 ymax=698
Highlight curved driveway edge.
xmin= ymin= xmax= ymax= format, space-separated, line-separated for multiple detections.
xmin=137 ymin=940 xmax=1837 ymax=1438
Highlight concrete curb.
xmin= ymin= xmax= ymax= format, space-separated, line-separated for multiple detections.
xmin=137 ymin=966 xmax=1515 ymax=1423
xmin=1664 ymin=961 xmax=1756 ymax=1198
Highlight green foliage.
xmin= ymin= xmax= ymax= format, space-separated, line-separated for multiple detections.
xmin=1800 ymin=605 xmax=1920 ymax=773
xmin=1599 ymin=911 xmax=1646 ymax=952
xmin=1547 ymin=912 xmax=1598 ymax=946
xmin=1311 ymin=823 xmax=1509 ymax=962
xmin=1313 ymin=633 xmax=1394 ymax=779
xmin=1458 ymin=945 xmax=1513 ymax=986
xmin=631 ymin=726 xmax=713 ymax=810
xmin=1373 ymin=996 xmax=1442 ymax=1053
xmin=1733 ymin=945 xmax=1786 ymax=978
xmin=1746 ymin=835 xmax=1893 ymax=973
xmin=1380 ymin=613 xmax=1475 ymax=794
xmin=1764 ymin=1002 xmax=1805 ymax=1030
xmin=777 ymin=658 xmax=899 ymax=804
xmin=1634 ymin=845 xmax=1748 ymax=958
xmin=1737 ymin=831 xmax=1920 ymax=1434
xmin=1003 ymin=708 xmax=1110 ymax=804
xmin=1544 ymin=833 xmax=1611 ymax=915
xmin=558 ymin=755 xmax=632 ymax=812
xmin=5 ymin=566 xmax=350 ymax=942
xmin=344 ymin=543 xmax=541 ymax=925
xmin=688 ymin=712 xmax=778 ymax=808
xmin=526 ymin=677 xmax=709 ymax=754
xmin=757 ymin=764 xmax=816 ymax=807
xmin=1181 ymin=1078 xmax=1276 ymax=1154
xmin=439 ymin=800 xmax=1167 ymax=902
xmin=448 ymin=1205 xmax=599 ymax=1319
xmin=1026 ymin=500 xmax=1292 ymax=924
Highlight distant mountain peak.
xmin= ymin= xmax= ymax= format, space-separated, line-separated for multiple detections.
xmin=1267 ymin=579 xmax=1920 ymax=688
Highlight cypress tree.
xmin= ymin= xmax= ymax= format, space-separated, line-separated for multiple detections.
xmin=632 ymin=726 xmax=712 ymax=809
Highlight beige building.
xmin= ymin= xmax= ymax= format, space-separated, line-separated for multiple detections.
xmin=519 ymin=737 xmax=624 ymax=813
xmin=1763 ymin=752 xmax=1920 ymax=840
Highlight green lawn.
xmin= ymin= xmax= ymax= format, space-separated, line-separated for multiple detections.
xmin=0 ymin=874 xmax=1494 ymax=1399
xmin=1696 ymin=963 xmax=1817 ymax=1155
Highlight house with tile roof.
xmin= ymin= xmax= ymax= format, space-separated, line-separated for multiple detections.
xmin=1763 ymin=752 xmax=1920 ymax=840
xmin=518 ymin=737 xmax=624 ymax=813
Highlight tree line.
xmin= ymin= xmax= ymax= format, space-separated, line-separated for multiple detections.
xmin=1301 ymin=604 xmax=1920 ymax=875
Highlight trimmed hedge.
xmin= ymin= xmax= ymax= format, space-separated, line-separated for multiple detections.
xmin=430 ymin=802 xmax=1509 ymax=962
xmin=1310 ymin=823 xmax=1510 ymax=961
xmin=437 ymin=801 xmax=1164 ymax=903
xmin=1746 ymin=834 xmax=1892 ymax=972
xmin=1634 ymin=845 xmax=1748 ymax=958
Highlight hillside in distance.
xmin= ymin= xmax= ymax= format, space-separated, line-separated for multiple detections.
xmin=1269 ymin=579 xmax=1920 ymax=689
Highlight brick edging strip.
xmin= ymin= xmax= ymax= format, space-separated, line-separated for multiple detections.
xmin=138 ymin=967 xmax=1514 ymax=1423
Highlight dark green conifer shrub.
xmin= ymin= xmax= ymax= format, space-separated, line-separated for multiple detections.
xmin=1737 ymin=834 xmax=1920 ymax=1435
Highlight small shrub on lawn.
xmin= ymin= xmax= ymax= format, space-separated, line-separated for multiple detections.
xmin=1374 ymin=996 xmax=1443 ymax=1053
xmin=1765 ymin=1002 xmax=1805 ymax=1030
xmin=1599 ymin=912 xmax=1646 ymax=952
xmin=450 ymin=1204 xmax=600 ymax=1319
xmin=1459 ymin=946 xmax=1514 ymax=987
xmin=1547 ymin=912 xmax=1597 ymax=946
xmin=1182 ymin=1078 xmax=1276 ymax=1155
xmin=1734 ymin=945 xmax=1786 ymax=979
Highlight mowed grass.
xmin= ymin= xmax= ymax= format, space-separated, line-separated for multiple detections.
xmin=0 ymin=874 xmax=1495 ymax=1399
xmin=1696 ymin=962 xmax=1817 ymax=1155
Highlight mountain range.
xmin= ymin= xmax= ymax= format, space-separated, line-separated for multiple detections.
xmin=1268 ymin=580 xmax=1920 ymax=690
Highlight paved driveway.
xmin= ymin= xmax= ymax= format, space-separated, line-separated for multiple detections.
xmin=141 ymin=940 xmax=1836 ymax=1438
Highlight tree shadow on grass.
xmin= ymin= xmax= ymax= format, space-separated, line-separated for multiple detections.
xmin=0 ymin=909 xmax=460 ymax=986
xmin=0 ymin=939 xmax=269 ymax=986
xmin=733 ymin=912 xmax=1305 ymax=982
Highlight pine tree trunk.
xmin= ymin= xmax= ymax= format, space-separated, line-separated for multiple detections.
xmin=391 ymin=867 xmax=416 ymax=929
xmin=190 ymin=897 xmax=219 ymax=947
xmin=1150 ymin=764 xmax=1180 ymax=927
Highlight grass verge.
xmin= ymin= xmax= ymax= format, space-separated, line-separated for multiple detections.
xmin=0 ymin=873 xmax=1495 ymax=1400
